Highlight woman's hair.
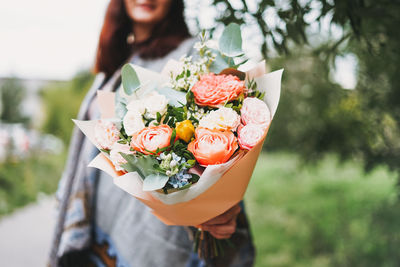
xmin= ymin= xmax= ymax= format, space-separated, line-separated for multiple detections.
xmin=94 ymin=0 xmax=190 ymax=78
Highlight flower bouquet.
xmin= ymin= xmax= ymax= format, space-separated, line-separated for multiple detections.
xmin=74 ymin=23 xmax=283 ymax=258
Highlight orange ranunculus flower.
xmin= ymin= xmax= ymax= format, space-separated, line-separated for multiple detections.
xmin=188 ymin=127 xmax=238 ymax=166
xmin=130 ymin=124 xmax=172 ymax=155
xmin=191 ymin=73 xmax=245 ymax=108
xmin=176 ymin=120 xmax=195 ymax=143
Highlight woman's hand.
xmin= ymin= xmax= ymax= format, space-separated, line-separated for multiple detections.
xmin=199 ymin=204 xmax=241 ymax=239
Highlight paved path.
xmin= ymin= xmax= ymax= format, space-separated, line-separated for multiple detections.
xmin=0 ymin=196 xmax=56 ymax=267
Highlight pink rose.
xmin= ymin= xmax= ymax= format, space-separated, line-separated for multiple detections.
xmin=130 ymin=124 xmax=172 ymax=155
xmin=238 ymin=124 xmax=265 ymax=150
xmin=188 ymin=127 xmax=238 ymax=166
xmin=240 ymin=97 xmax=271 ymax=128
xmin=94 ymin=120 xmax=120 ymax=150
xmin=109 ymin=143 xmax=134 ymax=172
xmin=191 ymin=73 xmax=245 ymax=107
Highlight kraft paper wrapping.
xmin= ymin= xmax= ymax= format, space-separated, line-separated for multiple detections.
xmin=74 ymin=60 xmax=283 ymax=226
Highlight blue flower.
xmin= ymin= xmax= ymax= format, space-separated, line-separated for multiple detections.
xmin=168 ymin=169 xmax=192 ymax=189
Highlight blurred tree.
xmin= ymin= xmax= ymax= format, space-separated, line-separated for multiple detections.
xmin=346 ymin=2 xmax=400 ymax=174
xmin=201 ymin=0 xmax=368 ymax=57
xmin=202 ymin=0 xmax=400 ymax=177
xmin=40 ymin=71 xmax=93 ymax=145
xmin=265 ymin=50 xmax=365 ymax=164
xmin=0 ymin=78 xmax=29 ymax=124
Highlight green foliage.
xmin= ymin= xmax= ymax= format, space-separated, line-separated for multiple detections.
xmin=265 ymin=50 xmax=363 ymax=164
xmin=156 ymin=86 xmax=187 ymax=107
xmin=120 ymin=153 xmax=158 ymax=178
xmin=205 ymin=0 xmax=400 ymax=178
xmin=0 ymin=152 xmax=66 ymax=217
xmin=218 ymin=23 xmax=243 ymax=57
xmin=201 ymin=0 xmax=366 ymax=57
xmin=246 ymin=153 xmax=399 ymax=267
xmin=121 ymin=64 xmax=140 ymax=95
xmin=262 ymin=0 xmax=400 ymax=176
xmin=40 ymin=71 xmax=93 ymax=145
xmin=142 ymin=173 xmax=170 ymax=191
xmin=163 ymin=105 xmax=187 ymax=127
xmin=115 ymin=90 xmax=128 ymax=120
xmin=0 ymin=78 xmax=29 ymax=124
xmin=343 ymin=1 xmax=400 ymax=173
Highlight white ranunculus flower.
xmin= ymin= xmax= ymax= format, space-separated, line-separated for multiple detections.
xmin=199 ymin=107 xmax=240 ymax=131
xmin=126 ymin=99 xmax=145 ymax=114
xmin=123 ymin=109 xmax=145 ymax=136
xmin=143 ymin=91 xmax=168 ymax=119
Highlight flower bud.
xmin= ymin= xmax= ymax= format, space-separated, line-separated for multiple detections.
xmin=170 ymin=160 xmax=178 ymax=168
xmin=175 ymin=120 xmax=195 ymax=143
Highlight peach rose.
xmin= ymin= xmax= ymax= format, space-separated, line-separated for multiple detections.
xmin=109 ymin=142 xmax=134 ymax=171
xmin=191 ymin=73 xmax=245 ymax=107
xmin=94 ymin=120 xmax=120 ymax=150
xmin=188 ymin=127 xmax=238 ymax=166
xmin=130 ymin=124 xmax=172 ymax=155
xmin=241 ymin=97 xmax=271 ymax=129
xmin=238 ymin=124 xmax=265 ymax=150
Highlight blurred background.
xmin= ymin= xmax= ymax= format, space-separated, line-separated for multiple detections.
xmin=0 ymin=0 xmax=399 ymax=266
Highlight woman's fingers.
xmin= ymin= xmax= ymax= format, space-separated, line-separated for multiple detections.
xmin=208 ymin=232 xmax=232 ymax=239
xmin=202 ymin=217 xmax=237 ymax=235
xmin=202 ymin=204 xmax=241 ymax=226
xmin=198 ymin=203 xmax=242 ymax=239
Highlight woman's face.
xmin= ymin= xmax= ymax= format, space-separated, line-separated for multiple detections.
xmin=124 ymin=0 xmax=172 ymax=25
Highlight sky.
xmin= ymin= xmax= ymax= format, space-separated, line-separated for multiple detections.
xmin=0 ymin=0 xmax=356 ymax=88
xmin=0 ymin=0 xmax=109 ymax=80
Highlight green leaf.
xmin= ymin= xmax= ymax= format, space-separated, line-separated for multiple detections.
xmin=142 ymin=173 xmax=170 ymax=191
xmin=184 ymin=159 xmax=196 ymax=168
xmin=219 ymin=23 xmax=243 ymax=57
xmin=231 ymin=58 xmax=249 ymax=69
xmin=156 ymin=112 xmax=161 ymax=123
xmin=190 ymin=173 xmax=200 ymax=183
xmin=119 ymin=153 xmax=157 ymax=178
xmin=225 ymin=103 xmax=233 ymax=108
xmin=156 ymin=86 xmax=187 ymax=107
xmin=121 ymin=64 xmax=140 ymax=95
xmin=170 ymin=128 xmax=176 ymax=145
xmin=176 ymin=182 xmax=192 ymax=191
xmin=209 ymin=49 xmax=231 ymax=73
xmin=144 ymin=148 xmax=156 ymax=155
xmin=100 ymin=148 xmax=110 ymax=155
xmin=115 ymin=91 xmax=128 ymax=120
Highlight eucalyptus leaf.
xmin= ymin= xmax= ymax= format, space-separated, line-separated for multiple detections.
xmin=142 ymin=173 xmax=170 ymax=191
xmin=209 ymin=49 xmax=231 ymax=73
xmin=231 ymin=58 xmax=249 ymax=69
xmin=121 ymin=64 xmax=140 ymax=95
xmin=156 ymin=86 xmax=187 ymax=107
xmin=136 ymin=80 xmax=158 ymax=98
xmin=120 ymin=153 xmax=157 ymax=178
xmin=115 ymin=91 xmax=128 ymax=120
xmin=219 ymin=23 xmax=243 ymax=57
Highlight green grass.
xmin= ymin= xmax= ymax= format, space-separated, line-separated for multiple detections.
xmin=1 ymin=151 xmax=399 ymax=266
xmin=246 ymin=153 xmax=399 ymax=267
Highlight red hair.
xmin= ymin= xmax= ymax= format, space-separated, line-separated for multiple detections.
xmin=94 ymin=0 xmax=190 ymax=78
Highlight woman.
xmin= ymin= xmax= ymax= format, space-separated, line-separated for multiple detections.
xmin=49 ymin=0 xmax=255 ymax=266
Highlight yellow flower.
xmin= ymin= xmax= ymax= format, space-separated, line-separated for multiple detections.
xmin=176 ymin=120 xmax=195 ymax=143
